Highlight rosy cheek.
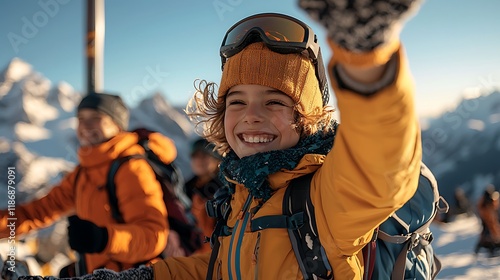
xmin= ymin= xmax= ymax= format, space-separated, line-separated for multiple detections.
xmin=271 ymin=116 xmax=292 ymax=130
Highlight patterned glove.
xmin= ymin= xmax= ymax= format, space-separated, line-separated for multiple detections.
xmin=67 ymin=215 xmax=108 ymax=253
xmin=88 ymin=267 xmax=153 ymax=280
xmin=18 ymin=266 xmax=154 ymax=280
xmin=17 ymin=277 xmax=57 ymax=280
xmin=1 ymin=259 xmax=31 ymax=280
xmin=298 ymin=0 xmax=423 ymax=52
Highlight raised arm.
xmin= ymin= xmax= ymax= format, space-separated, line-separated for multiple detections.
xmin=301 ymin=0 xmax=424 ymax=277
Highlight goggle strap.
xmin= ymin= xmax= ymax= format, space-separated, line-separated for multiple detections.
xmin=315 ymin=49 xmax=329 ymax=106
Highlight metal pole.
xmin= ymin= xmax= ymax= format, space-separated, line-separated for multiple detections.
xmin=75 ymin=0 xmax=105 ymax=275
xmin=86 ymin=0 xmax=105 ymax=94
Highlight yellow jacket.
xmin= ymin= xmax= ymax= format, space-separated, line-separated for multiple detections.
xmin=0 ymin=132 xmax=176 ymax=273
xmin=153 ymin=41 xmax=421 ymax=279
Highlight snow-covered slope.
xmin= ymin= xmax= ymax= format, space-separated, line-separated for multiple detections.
xmin=431 ymin=215 xmax=500 ymax=279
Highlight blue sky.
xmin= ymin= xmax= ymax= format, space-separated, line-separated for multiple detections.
xmin=1 ymin=0 xmax=499 ymax=117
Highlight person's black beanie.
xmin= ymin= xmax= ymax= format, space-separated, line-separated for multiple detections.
xmin=77 ymin=92 xmax=129 ymax=130
xmin=190 ymin=138 xmax=222 ymax=160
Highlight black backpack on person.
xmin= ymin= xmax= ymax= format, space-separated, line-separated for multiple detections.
xmin=106 ymin=128 xmax=204 ymax=257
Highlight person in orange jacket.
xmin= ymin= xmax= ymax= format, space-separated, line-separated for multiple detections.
xmin=184 ymin=138 xmax=223 ymax=253
xmin=0 ymin=93 xmax=174 ymax=276
xmin=475 ymin=184 xmax=500 ymax=256
xmin=18 ymin=0 xmax=426 ymax=279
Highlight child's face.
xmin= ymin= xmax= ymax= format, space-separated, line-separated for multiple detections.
xmin=224 ymin=84 xmax=300 ymax=158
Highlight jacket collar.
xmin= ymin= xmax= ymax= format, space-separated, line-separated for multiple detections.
xmin=267 ymin=154 xmax=325 ymax=191
xmin=78 ymin=132 xmax=139 ymax=167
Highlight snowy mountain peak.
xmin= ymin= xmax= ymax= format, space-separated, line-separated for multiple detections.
xmin=1 ymin=57 xmax=32 ymax=84
xmin=136 ymin=91 xmax=171 ymax=112
xmin=0 ymin=59 xmax=83 ymax=127
xmin=132 ymin=92 xmax=194 ymax=138
xmin=46 ymin=81 xmax=81 ymax=113
xmin=423 ymin=91 xmax=500 ymax=132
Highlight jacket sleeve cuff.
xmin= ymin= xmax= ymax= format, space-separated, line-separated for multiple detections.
xmin=328 ymin=38 xmax=400 ymax=68
xmin=334 ymin=53 xmax=398 ymax=95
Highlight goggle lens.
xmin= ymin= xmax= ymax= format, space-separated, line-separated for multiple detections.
xmin=224 ymin=16 xmax=306 ymax=46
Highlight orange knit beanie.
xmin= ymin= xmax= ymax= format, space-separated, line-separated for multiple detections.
xmin=218 ymin=42 xmax=323 ymax=115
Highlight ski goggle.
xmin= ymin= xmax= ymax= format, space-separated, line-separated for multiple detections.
xmin=219 ymin=13 xmax=329 ymax=105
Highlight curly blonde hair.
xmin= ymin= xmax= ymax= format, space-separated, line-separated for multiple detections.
xmin=186 ymin=80 xmax=336 ymax=155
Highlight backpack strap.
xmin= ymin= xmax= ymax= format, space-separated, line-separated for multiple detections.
xmin=249 ymin=212 xmax=304 ymax=231
xmin=362 ymin=228 xmax=378 ymax=280
xmin=140 ymin=138 xmax=191 ymax=211
xmin=431 ymin=253 xmax=442 ymax=279
xmin=106 ymin=154 xmax=144 ymax=224
xmin=282 ymin=173 xmax=332 ymax=280
xmin=205 ymin=223 xmax=233 ymax=280
xmin=248 ymin=173 xmax=332 ymax=279
xmin=206 ymin=173 xmax=332 ymax=280
xmin=378 ymin=221 xmax=435 ymax=280
xmin=205 ymin=221 xmax=227 ymax=280
xmin=205 ymin=187 xmax=233 ymax=280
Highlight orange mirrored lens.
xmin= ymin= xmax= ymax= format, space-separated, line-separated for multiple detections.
xmin=225 ymin=16 xmax=306 ymax=45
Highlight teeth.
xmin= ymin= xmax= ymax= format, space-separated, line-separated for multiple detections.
xmin=242 ymin=134 xmax=274 ymax=143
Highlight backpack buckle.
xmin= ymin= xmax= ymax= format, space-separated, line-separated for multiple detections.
xmin=288 ymin=212 xmax=304 ymax=230
xmin=206 ymin=187 xmax=232 ymax=220
xmin=410 ymin=233 xmax=421 ymax=249
xmin=421 ymin=232 xmax=433 ymax=245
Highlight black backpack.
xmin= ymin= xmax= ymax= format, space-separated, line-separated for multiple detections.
xmin=106 ymin=129 xmax=204 ymax=257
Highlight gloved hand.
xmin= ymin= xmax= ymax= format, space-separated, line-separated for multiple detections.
xmin=298 ymin=0 xmax=423 ymax=52
xmin=67 ymin=215 xmax=108 ymax=254
xmin=1 ymin=259 xmax=30 ymax=280
xmin=17 ymin=278 xmax=58 ymax=280
xmin=18 ymin=266 xmax=154 ymax=280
